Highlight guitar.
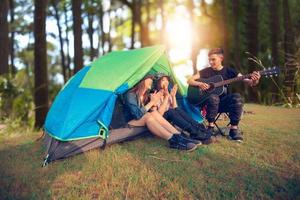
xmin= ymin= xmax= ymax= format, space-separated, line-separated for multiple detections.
xmin=187 ymin=67 xmax=280 ymax=105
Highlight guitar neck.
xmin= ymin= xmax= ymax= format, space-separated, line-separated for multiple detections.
xmin=214 ymin=74 xmax=251 ymax=87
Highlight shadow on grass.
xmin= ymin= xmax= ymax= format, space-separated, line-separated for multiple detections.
xmin=120 ymin=137 xmax=300 ymax=199
xmin=0 ymin=138 xmax=88 ymax=199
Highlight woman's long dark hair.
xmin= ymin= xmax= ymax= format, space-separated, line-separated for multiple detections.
xmin=131 ymin=79 xmax=150 ymax=106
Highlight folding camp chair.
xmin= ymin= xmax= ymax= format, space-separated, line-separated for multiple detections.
xmin=213 ymin=112 xmax=230 ymax=136
xmin=201 ymin=106 xmax=230 ymax=136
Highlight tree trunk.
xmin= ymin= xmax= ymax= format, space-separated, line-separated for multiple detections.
xmin=232 ymin=0 xmax=241 ymax=71
xmin=246 ymin=0 xmax=259 ymax=102
xmin=87 ymin=3 xmax=95 ymax=61
xmin=34 ymin=0 xmax=49 ymax=128
xmin=269 ymin=0 xmax=280 ymax=66
xmin=130 ymin=1 xmax=136 ymax=49
xmin=52 ymin=0 xmax=67 ymax=83
xmin=97 ymin=1 xmax=105 ymax=56
xmin=9 ymin=0 xmax=16 ymax=75
xmin=118 ymin=0 xmax=136 ymax=49
xmin=107 ymin=10 xmax=112 ymax=53
xmin=268 ymin=0 xmax=280 ymax=103
xmin=220 ymin=0 xmax=229 ymax=66
xmin=231 ymin=0 xmax=245 ymax=99
xmin=72 ymin=0 xmax=83 ymax=73
xmin=144 ymin=0 xmax=151 ymax=45
xmin=283 ymin=0 xmax=297 ymax=103
xmin=0 ymin=0 xmax=9 ymax=75
xmin=137 ymin=0 xmax=149 ymax=47
xmin=158 ymin=0 xmax=165 ymax=45
xmin=63 ymin=1 xmax=71 ymax=77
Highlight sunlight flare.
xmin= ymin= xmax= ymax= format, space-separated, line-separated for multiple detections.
xmin=164 ymin=7 xmax=194 ymax=85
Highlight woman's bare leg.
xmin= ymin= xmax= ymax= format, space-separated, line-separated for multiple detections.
xmin=150 ymin=111 xmax=179 ymax=134
xmin=128 ymin=113 xmax=173 ymax=140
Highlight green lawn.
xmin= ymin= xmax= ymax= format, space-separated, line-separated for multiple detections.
xmin=0 ymin=104 xmax=300 ymax=199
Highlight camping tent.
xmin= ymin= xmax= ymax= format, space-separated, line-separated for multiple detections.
xmin=43 ymin=45 xmax=202 ymax=166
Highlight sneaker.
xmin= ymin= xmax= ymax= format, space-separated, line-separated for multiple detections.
xmin=190 ymin=128 xmax=212 ymax=141
xmin=168 ymin=134 xmax=198 ymax=151
xmin=229 ymin=129 xmax=243 ymax=142
xmin=181 ymin=133 xmax=202 ymax=146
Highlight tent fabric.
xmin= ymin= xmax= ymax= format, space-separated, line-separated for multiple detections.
xmin=45 ymin=67 xmax=116 ymax=141
xmin=43 ymin=95 xmax=150 ymax=165
xmin=43 ymin=45 xmax=203 ymax=164
xmin=45 ymin=46 xmax=172 ymax=141
xmin=45 ymin=45 xmax=199 ymax=142
xmin=43 ymin=127 xmax=149 ymax=165
xmin=80 ymin=46 xmax=168 ymax=91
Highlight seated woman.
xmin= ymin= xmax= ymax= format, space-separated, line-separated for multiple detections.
xmin=124 ymin=74 xmax=200 ymax=151
xmin=154 ymin=73 xmax=212 ymax=143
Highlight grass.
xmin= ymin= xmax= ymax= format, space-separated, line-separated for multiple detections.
xmin=0 ymin=104 xmax=300 ymax=199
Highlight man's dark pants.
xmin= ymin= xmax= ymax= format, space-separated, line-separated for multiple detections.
xmin=201 ymin=93 xmax=243 ymax=126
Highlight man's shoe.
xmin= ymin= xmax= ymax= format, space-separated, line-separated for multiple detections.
xmin=229 ymin=129 xmax=243 ymax=143
xmin=168 ymin=134 xmax=198 ymax=151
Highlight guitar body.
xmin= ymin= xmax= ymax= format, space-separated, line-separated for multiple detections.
xmin=187 ymin=75 xmax=225 ymax=105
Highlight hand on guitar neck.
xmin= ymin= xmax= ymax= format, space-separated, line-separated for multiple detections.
xmin=246 ymin=71 xmax=261 ymax=87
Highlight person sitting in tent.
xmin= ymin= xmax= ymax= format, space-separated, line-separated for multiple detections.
xmin=124 ymin=74 xmax=200 ymax=151
xmin=154 ymin=73 xmax=213 ymax=144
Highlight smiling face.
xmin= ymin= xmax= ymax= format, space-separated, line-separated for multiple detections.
xmin=208 ymin=54 xmax=223 ymax=71
xmin=143 ymin=78 xmax=153 ymax=90
xmin=158 ymin=77 xmax=169 ymax=90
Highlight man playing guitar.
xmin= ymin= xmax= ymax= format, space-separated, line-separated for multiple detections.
xmin=187 ymin=48 xmax=261 ymax=142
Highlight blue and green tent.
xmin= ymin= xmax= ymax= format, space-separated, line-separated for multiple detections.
xmin=43 ymin=45 xmax=202 ymax=165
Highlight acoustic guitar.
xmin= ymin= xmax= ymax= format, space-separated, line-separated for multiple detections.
xmin=187 ymin=67 xmax=280 ymax=105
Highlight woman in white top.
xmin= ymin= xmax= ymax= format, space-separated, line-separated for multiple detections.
xmin=154 ymin=73 xmax=212 ymax=143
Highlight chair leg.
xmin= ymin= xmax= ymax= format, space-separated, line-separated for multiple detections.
xmin=215 ymin=124 xmax=224 ymax=136
xmin=213 ymin=113 xmax=228 ymax=136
